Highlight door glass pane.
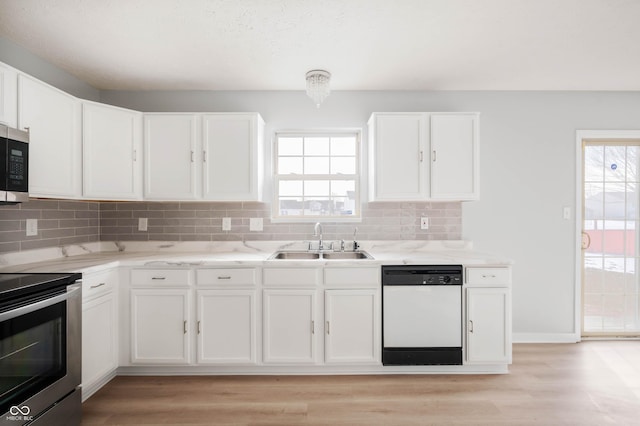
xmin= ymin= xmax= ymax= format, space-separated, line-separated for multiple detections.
xmin=583 ymin=142 xmax=640 ymax=335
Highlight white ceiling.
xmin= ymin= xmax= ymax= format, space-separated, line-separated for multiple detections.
xmin=1 ymin=0 xmax=639 ymax=91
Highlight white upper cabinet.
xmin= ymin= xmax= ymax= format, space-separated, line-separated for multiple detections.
xmin=18 ymin=74 xmax=82 ymax=198
xmin=0 ymin=62 xmax=18 ymax=128
xmin=430 ymin=113 xmax=479 ymax=200
xmin=144 ymin=114 xmax=200 ymax=200
xmin=368 ymin=112 xmax=479 ymax=201
xmin=202 ymin=113 xmax=264 ymax=201
xmin=82 ymin=102 xmax=143 ymax=200
xmin=368 ymin=113 xmax=427 ymax=201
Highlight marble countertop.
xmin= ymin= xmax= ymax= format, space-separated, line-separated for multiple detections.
xmin=0 ymin=240 xmax=512 ymax=274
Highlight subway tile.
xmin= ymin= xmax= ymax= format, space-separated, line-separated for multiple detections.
xmin=22 ymin=199 xmax=59 ymax=210
xmin=0 ymin=220 xmax=21 ymax=232
xmin=0 ymin=241 xmax=21 ymax=252
xmin=59 ymin=201 xmax=88 ymax=211
xmin=0 ymin=209 xmax=40 ymax=220
xmin=100 ymin=203 xmax=118 ymax=211
xmin=60 ymin=219 xmax=89 ymax=228
xmin=41 ymin=228 xmax=75 ymax=239
xmin=20 ymin=239 xmax=59 ymax=251
xmin=75 ymin=210 xmax=99 ymax=219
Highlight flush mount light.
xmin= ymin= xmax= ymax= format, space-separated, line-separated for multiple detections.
xmin=306 ymin=69 xmax=331 ymax=108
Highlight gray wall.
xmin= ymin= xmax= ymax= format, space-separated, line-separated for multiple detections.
xmin=0 ymin=36 xmax=100 ymax=100
xmin=100 ymin=89 xmax=640 ymax=339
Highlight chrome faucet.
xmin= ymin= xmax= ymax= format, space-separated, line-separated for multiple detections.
xmin=313 ymin=222 xmax=324 ymax=251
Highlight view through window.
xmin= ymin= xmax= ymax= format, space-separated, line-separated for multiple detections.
xmin=273 ymin=132 xmax=360 ymax=220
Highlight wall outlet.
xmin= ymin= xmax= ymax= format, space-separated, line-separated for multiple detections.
xmin=138 ymin=218 xmax=148 ymax=231
xmin=222 ymin=217 xmax=231 ymax=231
xmin=420 ymin=217 xmax=429 ymax=230
xmin=250 ymin=217 xmax=263 ymax=231
xmin=26 ymin=218 xmax=38 ymax=236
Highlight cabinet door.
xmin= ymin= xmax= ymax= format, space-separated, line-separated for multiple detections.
xmin=368 ymin=113 xmax=427 ymax=201
xmin=144 ymin=114 xmax=199 ymax=200
xmin=130 ymin=289 xmax=191 ymax=364
xmin=18 ymin=74 xmax=81 ymax=198
xmin=83 ymin=102 xmax=142 ymax=200
xmin=263 ymin=289 xmax=317 ymax=364
xmin=82 ymin=292 xmax=117 ymax=398
xmin=324 ymin=289 xmax=380 ymax=364
xmin=430 ymin=113 xmax=479 ymax=200
xmin=0 ymin=62 xmax=17 ymax=128
xmin=466 ymin=287 xmax=511 ymax=364
xmin=202 ymin=113 xmax=263 ymax=201
xmin=197 ymin=290 xmax=257 ymax=364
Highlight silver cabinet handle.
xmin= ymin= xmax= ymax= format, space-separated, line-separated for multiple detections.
xmin=432 ymin=150 xmax=437 ymax=162
xmin=203 ymin=150 xmax=207 ymax=162
xmin=469 ymin=320 xmax=474 ymax=333
xmin=326 ymin=321 xmax=330 ymax=335
xmin=311 ymin=320 xmax=315 ymax=334
xmin=197 ymin=321 xmax=201 ymax=334
xmin=133 ymin=149 xmax=137 ymax=161
xmin=482 ymin=274 xmax=496 ymax=278
xmin=217 ymin=276 xmax=231 ymax=280
xmin=90 ymin=282 xmax=106 ymax=289
xmin=190 ymin=150 xmax=195 ymax=162
xmin=183 ymin=320 xmax=187 ymax=334
xmin=419 ymin=150 xmax=423 ymax=162
xmin=151 ymin=276 xmax=166 ymax=280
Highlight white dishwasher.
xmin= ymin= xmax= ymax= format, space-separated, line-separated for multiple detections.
xmin=382 ymin=265 xmax=463 ymax=365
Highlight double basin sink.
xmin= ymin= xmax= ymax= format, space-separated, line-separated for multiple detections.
xmin=270 ymin=251 xmax=373 ymax=260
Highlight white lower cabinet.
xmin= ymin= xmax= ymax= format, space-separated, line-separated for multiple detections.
xmin=130 ymin=289 xmax=191 ymax=364
xmin=324 ymin=289 xmax=380 ymax=364
xmin=263 ymin=289 xmax=317 ymax=364
xmin=81 ymin=269 xmax=118 ymax=401
xmin=464 ymin=267 xmax=512 ymax=365
xmin=197 ymin=289 xmax=257 ymax=364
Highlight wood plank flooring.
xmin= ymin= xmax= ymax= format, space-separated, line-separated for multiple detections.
xmin=81 ymin=342 xmax=640 ymax=425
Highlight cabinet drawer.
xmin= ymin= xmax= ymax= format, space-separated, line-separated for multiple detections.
xmin=196 ymin=268 xmax=257 ymax=286
xmin=263 ymin=268 xmax=321 ymax=286
xmin=82 ymin=269 xmax=117 ymax=300
xmin=131 ymin=269 xmax=190 ymax=287
xmin=324 ymin=267 xmax=380 ymax=287
xmin=466 ymin=267 xmax=511 ymax=287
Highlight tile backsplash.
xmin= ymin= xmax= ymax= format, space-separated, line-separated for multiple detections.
xmin=99 ymin=201 xmax=461 ymax=243
xmin=0 ymin=199 xmax=100 ymax=253
xmin=0 ymin=200 xmax=461 ymax=253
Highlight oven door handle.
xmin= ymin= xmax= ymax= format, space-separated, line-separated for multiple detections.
xmin=0 ymin=284 xmax=81 ymax=322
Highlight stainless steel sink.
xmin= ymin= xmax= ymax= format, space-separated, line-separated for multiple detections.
xmin=269 ymin=251 xmax=372 ymax=260
xmin=322 ymin=251 xmax=372 ymax=260
xmin=271 ymin=251 xmax=321 ymax=260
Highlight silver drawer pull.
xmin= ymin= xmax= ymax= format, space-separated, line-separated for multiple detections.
xmin=469 ymin=320 xmax=474 ymax=333
xmin=217 ymin=276 xmax=231 ymax=280
xmin=482 ymin=274 xmax=496 ymax=278
xmin=152 ymin=277 xmax=166 ymax=280
xmin=183 ymin=320 xmax=187 ymax=334
xmin=90 ymin=282 xmax=106 ymax=289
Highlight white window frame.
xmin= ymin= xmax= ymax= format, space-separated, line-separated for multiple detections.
xmin=272 ymin=129 xmax=362 ymax=222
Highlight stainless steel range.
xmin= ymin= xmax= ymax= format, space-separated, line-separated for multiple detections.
xmin=0 ymin=273 xmax=82 ymax=426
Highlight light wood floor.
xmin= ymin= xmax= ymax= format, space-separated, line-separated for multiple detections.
xmin=81 ymin=342 xmax=640 ymax=425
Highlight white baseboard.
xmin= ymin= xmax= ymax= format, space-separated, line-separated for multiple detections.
xmin=513 ymin=333 xmax=580 ymax=343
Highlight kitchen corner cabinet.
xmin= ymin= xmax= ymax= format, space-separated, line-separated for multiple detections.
xmin=0 ymin=61 xmax=18 ymax=128
xmin=18 ymin=74 xmax=82 ymax=198
xmin=202 ymin=113 xmax=264 ymax=201
xmin=464 ymin=267 xmax=512 ymax=365
xmin=144 ymin=114 xmax=200 ymax=200
xmin=368 ymin=112 xmax=479 ymax=201
xmin=81 ymin=268 xmax=118 ymax=401
xmin=82 ymin=102 xmax=143 ymax=200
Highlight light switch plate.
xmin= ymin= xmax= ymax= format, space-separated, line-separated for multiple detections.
xmin=420 ymin=217 xmax=429 ymax=230
xmin=138 ymin=218 xmax=148 ymax=231
xmin=222 ymin=217 xmax=231 ymax=231
xmin=250 ymin=218 xmax=263 ymax=231
xmin=563 ymin=206 xmax=571 ymax=220
xmin=26 ymin=219 xmax=38 ymax=236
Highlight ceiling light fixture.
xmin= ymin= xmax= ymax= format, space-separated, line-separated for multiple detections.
xmin=306 ymin=70 xmax=331 ymax=108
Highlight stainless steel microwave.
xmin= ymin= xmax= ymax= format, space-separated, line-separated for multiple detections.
xmin=0 ymin=123 xmax=29 ymax=204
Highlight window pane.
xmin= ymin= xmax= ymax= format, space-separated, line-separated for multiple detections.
xmin=279 ymin=180 xmax=303 ymax=196
xmin=279 ymin=137 xmax=303 ymax=155
xmin=279 ymin=198 xmax=303 ymax=216
xmin=330 ymin=157 xmax=356 ymax=174
xmin=304 ymin=157 xmax=329 ymax=174
xmin=304 ymin=197 xmax=330 ymax=215
xmin=626 ymin=146 xmax=640 ymax=183
xmin=584 ymin=145 xmax=604 ymax=182
xmin=331 ymin=197 xmax=356 ymax=216
xmin=330 ymin=180 xmax=355 ymax=197
xmin=304 ymin=137 xmax=330 ymax=155
xmin=278 ymin=157 xmax=303 ymax=174
xmin=304 ymin=180 xmax=330 ymax=196
xmin=605 ymin=146 xmax=626 ymax=182
xmin=331 ymin=137 xmax=356 ymax=155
